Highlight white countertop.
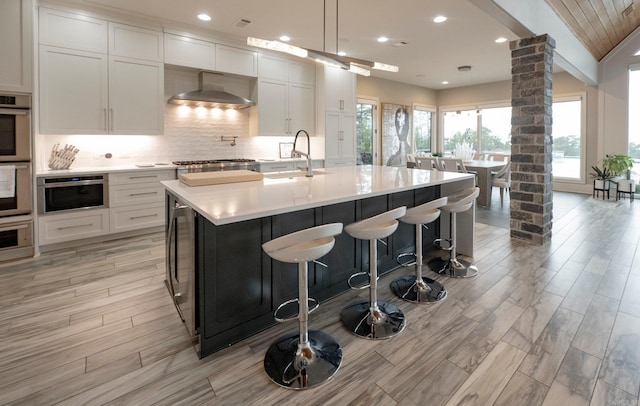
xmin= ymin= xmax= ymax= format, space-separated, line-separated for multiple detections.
xmin=162 ymin=165 xmax=474 ymax=225
xmin=36 ymin=164 xmax=177 ymax=177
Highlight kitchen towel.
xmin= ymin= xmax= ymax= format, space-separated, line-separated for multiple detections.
xmin=0 ymin=165 xmax=16 ymax=198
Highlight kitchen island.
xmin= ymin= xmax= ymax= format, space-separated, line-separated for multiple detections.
xmin=162 ymin=165 xmax=475 ymax=358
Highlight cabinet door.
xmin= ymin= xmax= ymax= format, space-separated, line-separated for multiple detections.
xmin=0 ymin=0 xmax=32 ymax=92
xmin=109 ymin=56 xmax=164 ymax=135
xmin=39 ymin=46 xmax=108 ymax=134
xmin=215 ymin=44 xmax=257 ymax=77
xmin=288 ymin=60 xmax=315 ymax=85
xmin=257 ymin=78 xmax=288 ymax=136
xmin=323 ymin=66 xmax=356 ymax=112
xmin=324 ymin=110 xmax=342 ymax=162
xmin=288 ymin=83 xmax=314 ymax=135
xmin=257 ymin=53 xmax=288 ymax=81
xmin=164 ymin=33 xmax=215 ymax=70
xmin=339 ymin=110 xmax=357 ymax=162
xmin=39 ymin=7 xmax=108 ymax=53
xmin=109 ymin=22 xmax=163 ymax=62
xmin=320 ymin=201 xmax=359 ymax=295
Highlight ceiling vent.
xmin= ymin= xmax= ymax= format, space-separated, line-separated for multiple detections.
xmin=234 ymin=18 xmax=252 ymax=28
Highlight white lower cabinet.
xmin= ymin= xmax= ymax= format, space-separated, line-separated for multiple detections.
xmin=38 ymin=209 xmax=110 ymax=245
xmin=110 ymin=203 xmax=165 ymax=233
xmin=38 ymin=169 xmax=175 ymax=247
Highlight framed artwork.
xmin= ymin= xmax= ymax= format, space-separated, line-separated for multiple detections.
xmin=381 ymin=103 xmax=412 ymax=166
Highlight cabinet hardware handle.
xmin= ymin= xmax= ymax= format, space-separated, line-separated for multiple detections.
xmin=128 ymin=192 xmax=158 ymax=197
xmin=129 ymin=214 xmax=158 ymax=220
xmin=57 ymin=224 xmax=93 ymax=230
xmin=104 ymin=108 xmax=108 ymax=131
xmin=2 ymin=164 xmax=28 ymax=169
xmin=0 ymin=109 xmax=28 ymax=116
xmin=0 ymin=224 xmax=29 ymax=232
xmin=340 ymin=100 xmax=344 ymax=110
xmin=109 ymin=108 xmax=114 ymax=131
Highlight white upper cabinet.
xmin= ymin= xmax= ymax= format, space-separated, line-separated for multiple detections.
xmin=164 ymin=33 xmax=215 ymax=70
xmin=39 ymin=46 xmax=108 ymax=134
xmin=318 ymin=66 xmax=357 ymax=167
xmin=215 ymin=44 xmax=257 ymax=77
xmin=109 ymin=56 xmax=164 ymax=134
xmin=109 ymin=22 xmax=163 ymax=62
xmin=163 ymin=33 xmax=257 ymax=77
xmin=251 ymin=53 xmax=315 ymax=136
xmin=38 ymin=7 xmax=164 ymax=135
xmin=39 ymin=7 xmax=108 ymax=53
xmin=0 ymin=0 xmax=33 ymax=92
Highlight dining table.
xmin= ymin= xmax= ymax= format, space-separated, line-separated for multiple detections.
xmin=463 ymin=160 xmax=506 ymax=207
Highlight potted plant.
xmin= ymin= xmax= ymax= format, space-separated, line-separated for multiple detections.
xmin=590 ymin=164 xmax=615 ymax=199
xmin=603 ymin=154 xmax=635 ymax=197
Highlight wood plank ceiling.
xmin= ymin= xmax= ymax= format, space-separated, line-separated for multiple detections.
xmin=545 ymin=0 xmax=640 ymax=60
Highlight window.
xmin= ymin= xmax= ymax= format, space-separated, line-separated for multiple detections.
xmin=479 ymin=106 xmax=511 ymax=154
xmin=629 ymin=68 xmax=640 ymax=161
xmin=442 ymin=110 xmax=478 ymax=155
xmin=552 ymin=96 xmax=583 ymax=180
xmin=356 ymin=98 xmax=379 ymax=165
xmin=412 ymin=105 xmax=434 ymax=153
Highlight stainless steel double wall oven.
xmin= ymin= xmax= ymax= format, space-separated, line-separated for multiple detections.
xmin=0 ymin=93 xmax=34 ymax=261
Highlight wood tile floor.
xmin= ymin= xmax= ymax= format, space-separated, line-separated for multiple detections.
xmin=0 ymin=193 xmax=639 ymax=405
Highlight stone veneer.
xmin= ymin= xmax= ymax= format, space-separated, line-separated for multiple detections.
xmin=509 ymin=34 xmax=555 ymax=245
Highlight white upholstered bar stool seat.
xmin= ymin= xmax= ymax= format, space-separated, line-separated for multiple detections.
xmin=262 ymin=223 xmax=343 ymax=390
xmin=391 ymin=197 xmax=448 ymax=303
xmin=341 ymin=207 xmax=407 ymax=340
xmin=429 ymin=187 xmax=480 ymax=278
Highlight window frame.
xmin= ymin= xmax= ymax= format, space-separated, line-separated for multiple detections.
xmin=552 ymin=93 xmax=586 ymax=184
xmin=412 ymin=103 xmax=436 ymax=154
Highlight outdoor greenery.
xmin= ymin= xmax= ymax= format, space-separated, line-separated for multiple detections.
xmin=413 ymin=110 xmax=433 ymax=152
xmin=553 ymin=135 xmax=580 ymax=157
xmin=443 ymin=126 xmax=510 ymax=154
xmin=356 ymin=104 xmax=373 ymax=165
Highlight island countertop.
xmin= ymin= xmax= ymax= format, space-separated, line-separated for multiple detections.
xmin=162 ymin=165 xmax=474 ymax=225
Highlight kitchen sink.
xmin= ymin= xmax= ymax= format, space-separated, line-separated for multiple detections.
xmin=264 ymin=169 xmax=330 ymax=179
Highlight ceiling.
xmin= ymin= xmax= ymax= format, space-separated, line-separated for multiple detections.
xmin=76 ymin=0 xmax=640 ymax=89
xmin=80 ymin=0 xmax=520 ymax=89
xmin=545 ymin=0 xmax=640 ymax=61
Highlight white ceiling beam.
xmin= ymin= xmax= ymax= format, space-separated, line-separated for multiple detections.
xmin=469 ymin=0 xmax=599 ymax=86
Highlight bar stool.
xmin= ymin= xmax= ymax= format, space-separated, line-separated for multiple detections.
xmin=428 ymin=187 xmax=480 ymax=278
xmin=262 ymin=223 xmax=343 ymax=390
xmin=341 ymin=206 xmax=407 ymax=339
xmin=391 ymin=196 xmax=448 ymax=303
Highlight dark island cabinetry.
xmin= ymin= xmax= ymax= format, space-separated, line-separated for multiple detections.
xmin=195 ymin=185 xmax=441 ymax=358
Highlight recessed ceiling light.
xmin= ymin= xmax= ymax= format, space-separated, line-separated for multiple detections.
xmin=433 ymin=16 xmax=447 ymax=23
xmin=279 ymin=35 xmax=290 ymax=42
xmin=377 ymin=36 xmax=389 ymax=43
xmin=442 ymin=81 xmax=449 ymax=85
xmin=495 ymin=37 xmax=508 ymax=43
xmin=338 ymin=51 xmax=346 ymax=56
xmin=197 ymin=13 xmax=211 ymax=21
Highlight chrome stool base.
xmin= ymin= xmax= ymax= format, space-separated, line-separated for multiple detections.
xmin=429 ymin=257 xmax=478 ymax=278
xmin=264 ymin=330 xmax=342 ymax=390
xmin=340 ymin=300 xmax=406 ymax=339
xmin=390 ymin=275 xmax=447 ymax=303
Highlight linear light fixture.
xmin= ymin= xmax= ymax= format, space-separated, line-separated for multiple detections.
xmin=247 ymin=37 xmax=308 ymax=58
xmin=246 ymin=0 xmax=398 ymax=76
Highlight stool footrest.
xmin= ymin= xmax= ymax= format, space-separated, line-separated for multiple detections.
xmin=347 ymin=271 xmax=377 ymax=290
xmin=434 ymin=238 xmax=453 ymax=251
xmin=274 ymin=298 xmax=319 ymax=322
xmin=396 ymin=252 xmax=417 ymax=267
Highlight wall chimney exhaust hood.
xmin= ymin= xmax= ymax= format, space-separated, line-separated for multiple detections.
xmin=168 ymin=71 xmax=255 ymax=109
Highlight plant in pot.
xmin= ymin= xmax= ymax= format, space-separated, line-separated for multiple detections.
xmin=590 ymin=164 xmax=614 ymax=198
xmin=603 ymin=153 xmax=635 ymax=196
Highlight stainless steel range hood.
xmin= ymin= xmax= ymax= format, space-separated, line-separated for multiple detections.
xmin=168 ymin=71 xmax=255 ymax=109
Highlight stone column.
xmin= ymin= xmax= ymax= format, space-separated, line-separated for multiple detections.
xmin=509 ymin=35 xmax=555 ymax=245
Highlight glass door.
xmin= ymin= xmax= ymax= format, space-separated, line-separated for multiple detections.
xmin=356 ymin=98 xmax=379 ymax=165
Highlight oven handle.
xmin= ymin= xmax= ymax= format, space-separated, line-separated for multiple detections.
xmin=40 ymin=179 xmax=104 ymax=188
xmin=0 ymin=164 xmax=28 ymax=169
xmin=0 ymin=108 xmax=28 ymax=116
xmin=0 ymin=224 xmax=29 ymax=232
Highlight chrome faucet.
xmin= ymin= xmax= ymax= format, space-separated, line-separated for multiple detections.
xmin=292 ymin=129 xmax=313 ymax=177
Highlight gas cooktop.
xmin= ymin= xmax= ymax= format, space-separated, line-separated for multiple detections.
xmin=173 ymin=159 xmax=258 ymax=174
xmin=172 ymin=158 xmax=256 ymax=165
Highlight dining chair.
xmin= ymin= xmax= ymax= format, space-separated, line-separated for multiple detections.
xmin=491 ymin=161 xmax=511 ymax=206
xmin=415 ymin=156 xmax=442 ymax=171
